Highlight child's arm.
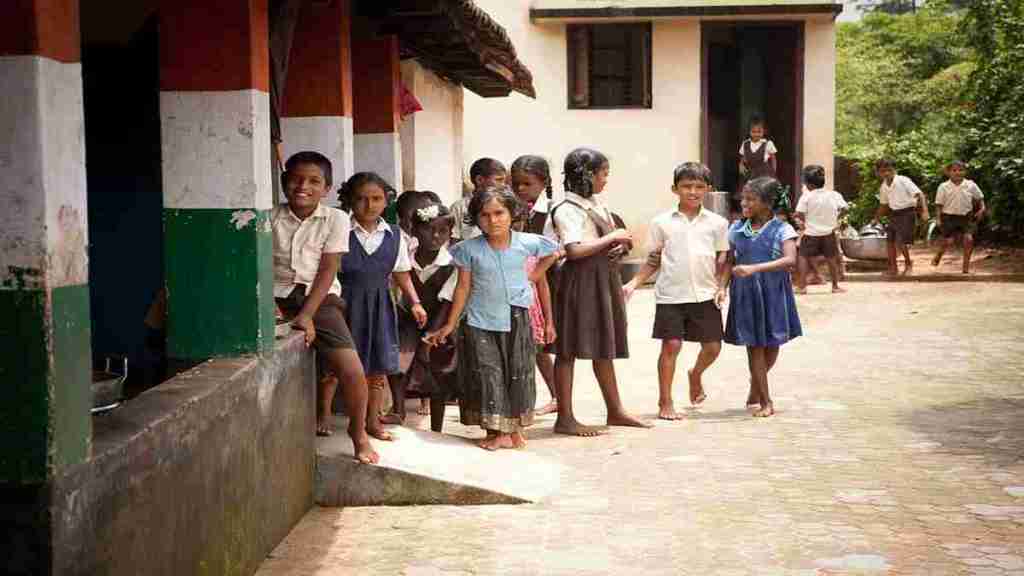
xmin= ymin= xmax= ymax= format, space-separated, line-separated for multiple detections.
xmin=716 ymin=250 xmax=733 ymax=307
xmin=528 ymin=252 xmax=560 ymax=282
xmin=768 ymin=154 xmax=777 ymax=176
xmin=293 ymin=253 xmax=341 ymax=346
xmin=424 ymin=268 xmax=471 ymax=347
xmin=563 ymin=230 xmax=631 ymax=261
xmin=536 ymin=272 xmax=556 ymax=344
xmin=393 ymin=271 xmax=428 ymax=327
xmin=732 ymin=239 xmax=797 ymax=278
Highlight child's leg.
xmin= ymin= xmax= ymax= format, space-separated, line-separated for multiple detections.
xmin=593 ymin=359 xmax=651 ymax=428
xmin=554 ymin=356 xmax=601 ymax=437
xmin=322 ymin=348 xmax=379 ymax=464
xmin=823 ymin=255 xmax=844 ymax=292
xmin=933 ymin=235 xmax=951 ymax=266
xmin=886 ymin=237 xmax=899 ymax=276
xmin=901 ymin=241 xmax=914 ymax=273
xmin=747 ymin=347 xmax=773 ymax=417
xmin=688 ymin=341 xmax=720 ymax=404
xmin=657 ymin=339 xmax=684 ymax=420
xmin=429 ymin=371 xmax=451 ymax=433
xmin=365 ymin=374 xmax=395 ymax=441
xmin=795 ymin=254 xmax=809 ymax=293
xmin=745 ymin=346 xmax=777 ymax=408
xmin=535 ymin=351 xmax=558 ymax=415
xmin=962 ymin=232 xmax=975 ymax=273
xmin=380 ymin=374 xmax=406 ymax=424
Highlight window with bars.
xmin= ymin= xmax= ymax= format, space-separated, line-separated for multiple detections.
xmin=567 ymin=23 xmax=653 ymax=109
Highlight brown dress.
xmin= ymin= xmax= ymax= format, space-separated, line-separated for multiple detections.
xmin=397 ymin=264 xmax=457 ymax=395
xmin=551 ymin=201 xmax=629 ymax=360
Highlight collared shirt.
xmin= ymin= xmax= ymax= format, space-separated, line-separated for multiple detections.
xmin=550 ymin=192 xmax=615 ymax=245
xmin=796 ymin=188 xmax=849 ymax=237
xmin=407 ymin=246 xmax=457 ymax=304
xmin=739 ymin=139 xmax=778 ymax=162
xmin=878 ymin=174 xmax=923 ymax=211
xmin=449 ymin=196 xmax=482 ymax=241
xmin=450 ymin=232 xmax=559 ymax=332
xmin=272 ymin=203 xmax=349 ymax=298
xmin=935 ymin=179 xmax=984 ymax=216
xmin=647 ymin=207 xmax=730 ymax=304
xmin=351 ymin=218 xmax=412 ymax=273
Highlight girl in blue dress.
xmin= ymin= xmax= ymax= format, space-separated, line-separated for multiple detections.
xmin=724 ymin=176 xmax=802 ymax=418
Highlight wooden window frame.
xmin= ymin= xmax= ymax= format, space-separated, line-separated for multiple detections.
xmin=566 ymin=22 xmax=653 ymax=110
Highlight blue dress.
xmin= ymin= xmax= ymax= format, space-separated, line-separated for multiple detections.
xmin=341 ymin=227 xmax=400 ymax=375
xmin=725 ymin=218 xmax=802 ymax=348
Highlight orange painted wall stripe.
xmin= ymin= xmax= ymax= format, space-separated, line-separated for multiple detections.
xmin=283 ymin=0 xmax=353 ymax=118
xmin=352 ymin=36 xmax=401 ymax=134
xmin=159 ymin=0 xmax=270 ymax=93
xmin=0 ymin=0 xmax=80 ymax=63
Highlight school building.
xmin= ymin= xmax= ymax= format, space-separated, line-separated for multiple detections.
xmin=0 ymin=1 xmax=532 ymax=574
xmin=463 ymin=0 xmax=842 ymax=243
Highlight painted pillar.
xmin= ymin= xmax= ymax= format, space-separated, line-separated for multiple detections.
xmin=352 ymin=35 xmax=403 ymax=191
xmin=282 ymin=0 xmax=354 ymax=197
xmin=160 ymin=0 xmax=274 ymax=359
xmin=0 ymin=0 xmax=92 ymax=483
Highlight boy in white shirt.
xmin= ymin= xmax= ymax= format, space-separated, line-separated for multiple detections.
xmin=932 ymin=160 xmax=986 ymax=274
xmin=623 ymin=162 xmax=730 ymax=419
xmin=449 ymin=158 xmax=507 ymax=241
xmin=873 ymin=159 xmax=928 ymax=276
xmin=795 ymin=165 xmax=848 ymax=294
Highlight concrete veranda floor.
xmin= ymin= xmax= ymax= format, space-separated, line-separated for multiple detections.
xmin=257 ymin=281 xmax=1024 ymax=576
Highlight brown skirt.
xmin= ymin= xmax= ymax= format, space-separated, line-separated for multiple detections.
xmin=554 ymin=253 xmax=628 ymax=360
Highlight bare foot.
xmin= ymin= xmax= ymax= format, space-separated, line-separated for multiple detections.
xmin=808 ymin=274 xmax=825 ymax=286
xmin=658 ymin=403 xmax=684 ymax=420
xmin=554 ymin=417 xmax=604 ymax=437
xmin=417 ymin=400 xmax=430 ymax=416
xmin=353 ymin=437 xmax=379 ymax=464
xmin=511 ymin=429 xmax=527 ymax=449
xmin=316 ymin=421 xmax=334 ymax=437
xmin=607 ymin=412 xmax=653 ymax=428
xmin=753 ymin=404 xmax=775 ymax=418
xmin=478 ymin=433 xmax=513 ymax=451
xmin=367 ymin=426 xmax=395 ymax=441
xmin=379 ymin=413 xmax=403 ymax=425
xmin=831 ymin=286 xmax=846 ymax=294
xmin=882 ymin=269 xmax=899 ymax=278
xmin=931 ymin=253 xmax=942 ymax=266
xmin=536 ymin=401 xmax=559 ymax=416
xmin=962 ymin=268 xmax=972 ymax=275
xmin=746 ymin=387 xmax=761 ymax=410
xmin=903 ymin=261 xmax=914 ymax=276
xmin=688 ymin=369 xmax=707 ymax=406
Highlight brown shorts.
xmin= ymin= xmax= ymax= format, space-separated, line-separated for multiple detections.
xmin=276 ymin=286 xmax=354 ymax=353
xmin=941 ymin=214 xmax=976 ymax=238
xmin=801 ymin=234 xmax=838 ymax=259
xmin=653 ymin=300 xmax=724 ymax=342
xmin=887 ymin=207 xmax=917 ymax=245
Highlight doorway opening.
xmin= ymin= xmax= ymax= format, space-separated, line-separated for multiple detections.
xmin=702 ymin=22 xmax=803 ymax=205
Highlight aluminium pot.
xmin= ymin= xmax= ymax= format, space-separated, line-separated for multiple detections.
xmin=92 ymin=357 xmax=127 ymax=413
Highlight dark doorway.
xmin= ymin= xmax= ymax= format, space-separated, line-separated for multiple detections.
xmin=702 ymin=22 xmax=803 ymax=202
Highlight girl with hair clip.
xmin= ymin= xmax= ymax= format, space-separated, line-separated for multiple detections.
xmin=549 ymin=148 xmax=649 ymax=436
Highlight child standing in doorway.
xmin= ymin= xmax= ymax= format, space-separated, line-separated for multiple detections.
xmin=550 ymin=148 xmax=649 ymax=436
xmin=932 ymin=160 xmax=986 ymax=274
xmin=737 ymin=115 xmax=778 ymax=217
xmin=623 ymin=162 xmax=730 ymax=419
xmin=723 ymin=176 xmax=802 ymax=418
xmin=450 ymin=158 xmax=508 ymax=242
xmin=339 ymin=172 xmax=428 ymax=441
xmin=872 ymin=159 xmax=928 ymax=276
xmin=510 ymin=155 xmax=559 ymax=415
xmin=795 ymin=165 xmax=848 ymax=294
xmin=425 ymin=187 xmax=559 ymax=450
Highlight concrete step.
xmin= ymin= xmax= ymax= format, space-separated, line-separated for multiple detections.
xmin=315 ymin=415 xmax=561 ymax=507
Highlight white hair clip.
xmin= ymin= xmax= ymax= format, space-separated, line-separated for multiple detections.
xmin=416 ymin=205 xmax=440 ymax=220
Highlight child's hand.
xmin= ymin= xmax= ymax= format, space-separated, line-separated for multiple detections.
xmin=622 ymin=281 xmax=636 ymax=302
xmin=292 ymin=314 xmax=316 ymax=347
xmin=732 ymin=265 xmax=754 ymax=278
xmin=714 ymin=288 xmax=728 ymax=309
xmin=423 ymin=324 xmax=454 ymax=348
xmin=411 ymin=303 xmax=428 ymax=328
xmin=609 ymin=228 xmax=633 ymax=245
xmin=544 ymin=320 xmax=557 ymax=344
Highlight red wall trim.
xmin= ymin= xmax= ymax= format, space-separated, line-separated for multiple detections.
xmin=0 ymin=0 xmax=81 ymax=63
xmin=352 ymin=36 xmax=400 ymax=134
xmin=159 ymin=0 xmax=270 ymax=93
xmin=283 ymin=0 xmax=353 ymax=118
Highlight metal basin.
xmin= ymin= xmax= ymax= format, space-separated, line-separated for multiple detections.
xmin=840 ymin=237 xmax=888 ymax=261
xmin=92 ymin=357 xmax=127 ymax=413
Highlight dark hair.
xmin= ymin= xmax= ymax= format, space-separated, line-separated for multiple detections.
xmin=876 ymin=158 xmax=895 ymax=171
xmin=749 ymin=114 xmax=766 ymax=130
xmin=946 ymin=159 xmax=967 ymax=170
xmin=339 ymin=172 xmax=392 ymax=210
xmin=396 ymin=190 xmax=425 ymax=219
xmin=469 ymin=158 xmax=507 ymax=184
xmin=285 ymin=151 xmax=333 ymax=187
xmin=466 ymin=186 xmax=520 ymax=230
xmin=563 ymin=147 xmax=609 ymax=198
xmin=411 ymin=201 xmax=454 ymax=228
xmin=511 ymin=155 xmax=554 ymax=201
xmin=802 ymin=165 xmax=826 ymax=190
xmin=419 ymin=190 xmax=442 ymax=204
xmin=745 ymin=176 xmax=790 ymax=216
xmin=673 ymin=162 xmax=713 ymax=187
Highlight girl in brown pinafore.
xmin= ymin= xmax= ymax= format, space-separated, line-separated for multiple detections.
xmin=737 ymin=115 xmax=778 ymax=218
xmin=550 ymin=148 xmax=651 ymax=437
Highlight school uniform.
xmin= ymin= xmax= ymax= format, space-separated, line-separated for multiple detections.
xmin=449 ymin=195 xmax=482 ymax=241
xmin=878 ymin=174 xmax=923 ymax=246
xmin=342 ymin=218 xmax=411 ymax=375
xmin=397 ymin=247 xmax=458 ymax=394
xmin=449 ymin=232 xmax=558 ymax=433
xmin=795 ymin=188 xmax=848 ymax=258
xmin=272 ymin=203 xmax=354 ymax=352
xmin=551 ymin=192 xmax=629 ymax=360
xmin=646 ymin=207 xmax=730 ymax=342
xmin=935 ymin=179 xmax=984 ymax=237
xmin=737 ymin=139 xmax=778 ymax=207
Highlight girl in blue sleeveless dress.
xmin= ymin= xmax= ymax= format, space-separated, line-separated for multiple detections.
xmin=340 ymin=173 xmax=427 ymax=441
xmin=724 ymin=176 xmax=802 ymax=418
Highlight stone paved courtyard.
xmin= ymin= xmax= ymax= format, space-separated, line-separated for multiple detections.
xmin=258 ymin=281 xmax=1024 ymax=576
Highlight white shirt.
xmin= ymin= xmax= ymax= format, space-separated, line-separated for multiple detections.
xmin=796 ymin=188 xmax=849 ymax=237
xmin=739 ymin=139 xmax=778 ymax=162
xmin=351 ymin=218 xmax=412 ymax=273
xmin=551 ymin=192 xmax=615 ymax=245
xmin=272 ymin=204 xmax=349 ymax=298
xmin=449 ymin=196 xmax=481 ymax=241
xmin=646 ymin=207 xmax=730 ymax=304
xmin=935 ymin=179 xmax=984 ymax=216
xmin=408 ymin=246 xmax=458 ymax=304
xmin=878 ymin=174 xmax=923 ymax=211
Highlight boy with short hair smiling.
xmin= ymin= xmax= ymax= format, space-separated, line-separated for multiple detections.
xmin=932 ymin=160 xmax=985 ymax=274
xmin=623 ymin=162 xmax=730 ymax=420
xmin=272 ymin=151 xmax=378 ymax=464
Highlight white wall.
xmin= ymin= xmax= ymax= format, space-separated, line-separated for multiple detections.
xmin=400 ymin=61 xmax=465 ymax=204
xmin=803 ymin=19 xmax=837 ymax=187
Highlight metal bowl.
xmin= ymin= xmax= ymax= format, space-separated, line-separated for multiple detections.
xmin=840 ymin=237 xmax=889 ymax=261
xmin=92 ymin=357 xmax=127 ymax=413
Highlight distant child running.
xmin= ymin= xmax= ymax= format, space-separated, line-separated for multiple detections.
xmin=510 ymin=154 xmax=560 ymax=415
xmin=623 ymin=162 xmax=730 ymax=420
xmin=339 ymin=172 xmax=428 ymax=441
xmin=932 ymin=160 xmax=986 ymax=274
xmin=795 ymin=165 xmax=848 ymax=294
xmin=723 ymin=176 xmax=803 ymax=418
xmin=737 ymin=115 xmax=778 ymax=217
xmin=551 ymin=148 xmax=649 ymax=436
xmin=873 ymin=159 xmax=928 ymax=276
xmin=425 ymin=187 xmax=559 ymax=450
xmin=450 ymin=158 xmax=507 ymax=241
xmin=272 ymin=152 xmax=377 ymax=463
